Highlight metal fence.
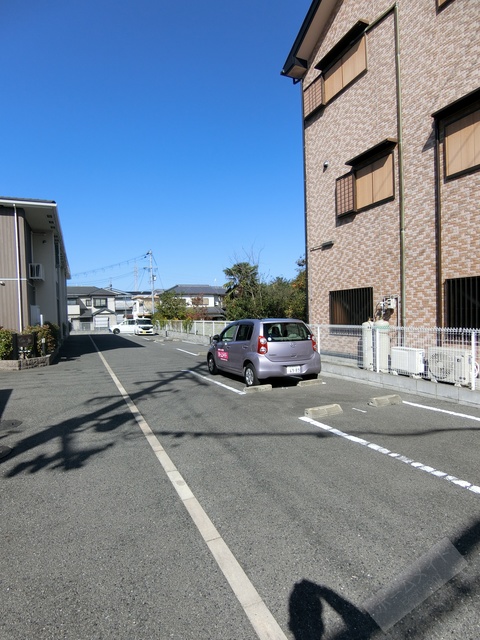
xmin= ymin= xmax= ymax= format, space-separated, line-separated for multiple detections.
xmin=310 ymin=324 xmax=479 ymax=390
xmin=150 ymin=319 xmax=480 ymax=391
xmin=157 ymin=320 xmax=228 ymax=346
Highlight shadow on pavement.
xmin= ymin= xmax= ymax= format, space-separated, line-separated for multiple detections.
xmin=288 ymin=518 xmax=480 ymax=639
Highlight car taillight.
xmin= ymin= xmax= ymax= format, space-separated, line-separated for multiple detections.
xmin=310 ymin=334 xmax=318 ymax=352
xmin=257 ymin=336 xmax=268 ymax=355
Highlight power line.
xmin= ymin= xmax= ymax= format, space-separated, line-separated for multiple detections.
xmin=70 ymin=253 xmax=149 ymax=279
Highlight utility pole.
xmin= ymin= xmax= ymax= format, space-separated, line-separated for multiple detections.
xmin=146 ymin=250 xmax=156 ymax=315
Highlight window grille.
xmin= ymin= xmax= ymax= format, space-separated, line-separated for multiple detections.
xmin=330 ymin=287 xmax=373 ymax=325
xmin=445 ymin=276 xmax=480 ymax=329
xmin=303 ymin=76 xmax=323 ymax=119
xmin=336 ymin=173 xmax=355 ymax=216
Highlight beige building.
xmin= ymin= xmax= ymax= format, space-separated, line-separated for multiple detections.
xmin=282 ymin=0 xmax=479 ymax=328
xmin=0 ymin=197 xmax=70 ymax=336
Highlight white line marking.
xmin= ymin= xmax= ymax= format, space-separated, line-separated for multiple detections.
xmin=299 ymin=416 xmax=480 ymax=496
xmin=352 ymin=408 xmax=367 ymax=413
xmin=91 ymin=338 xmax=286 ymax=640
xmin=184 ymin=369 xmax=246 ymax=395
xmin=403 ymin=401 xmax=480 ymax=422
xmin=177 ymin=348 xmax=199 ymax=356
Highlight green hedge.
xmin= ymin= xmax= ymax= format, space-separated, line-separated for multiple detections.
xmin=0 ymin=323 xmax=60 ymax=360
xmin=0 ymin=329 xmax=14 ymax=360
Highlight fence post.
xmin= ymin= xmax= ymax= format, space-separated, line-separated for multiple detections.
xmin=472 ymin=330 xmax=477 ymax=392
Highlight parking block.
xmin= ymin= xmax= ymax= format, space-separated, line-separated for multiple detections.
xmin=245 ymin=384 xmax=273 ymax=393
xmin=368 ymin=394 xmax=402 ymax=407
xmin=305 ymin=404 xmax=343 ymax=418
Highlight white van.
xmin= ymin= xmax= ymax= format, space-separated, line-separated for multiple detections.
xmin=110 ymin=319 xmax=155 ymax=335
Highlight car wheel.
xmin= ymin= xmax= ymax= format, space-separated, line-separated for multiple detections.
xmin=244 ymin=363 xmax=259 ymax=387
xmin=207 ymin=354 xmax=218 ymax=375
xmin=113 ymin=328 xmax=120 ymax=335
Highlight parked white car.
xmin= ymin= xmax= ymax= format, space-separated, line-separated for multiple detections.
xmin=110 ymin=319 xmax=155 ymax=335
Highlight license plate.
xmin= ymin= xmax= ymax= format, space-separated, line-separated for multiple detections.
xmin=287 ymin=366 xmax=301 ymax=374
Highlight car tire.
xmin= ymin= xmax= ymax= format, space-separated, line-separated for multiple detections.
xmin=113 ymin=328 xmax=120 ymax=335
xmin=207 ymin=354 xmax=218 ymax=375
xmin=244 ymin=363 xmax=259 ymax=387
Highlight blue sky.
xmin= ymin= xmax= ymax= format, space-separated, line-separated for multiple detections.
xmin=2 ymin=1 xmax=311 ymax=292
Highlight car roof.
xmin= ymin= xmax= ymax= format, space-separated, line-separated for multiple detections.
xmin=230 ymin=318 xmax=305 ymax=323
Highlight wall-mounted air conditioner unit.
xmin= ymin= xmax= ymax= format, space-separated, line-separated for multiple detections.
xmin=28 ymin=263 xmax=44 ymax=280
xmin=428 ymin=347 xmax=473 ymax=386
xmin=391 ymin=347 xmax=425 ymax=375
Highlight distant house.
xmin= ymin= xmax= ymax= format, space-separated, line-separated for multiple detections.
xmin=0 ymin=196 xmax=70 ymax=336
xmin=106 ymin=288 xmax=135 ymax=318
xmin=166 ymin=284 xmax=226 ymax=319
xmin=67 ymin=286 xmax=117 ymax=331
xmin=131 ymin=291 xmax=160 ymax=319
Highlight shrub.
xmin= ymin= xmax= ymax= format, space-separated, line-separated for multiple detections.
xmin=23 ymin=322 xmax=59 ymax=356
xmin=0 ymin=329 xmax=14 ymax=360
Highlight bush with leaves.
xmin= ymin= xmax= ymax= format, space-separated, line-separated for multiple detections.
xmin=0 ymin=329 xmax=14 ymax=360
xmin=23 ymin=322 xmax=59 ymax=356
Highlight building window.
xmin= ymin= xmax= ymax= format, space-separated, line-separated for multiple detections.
xmin=303 ymin=76 xmax=323 ymax=119
xmin=330 ymin=287 xmax=373 ymax=325
xmin=67 ymin=298 xmax=77 ymax=306
xmin=85 ymin=299 xmax=92 ymax=307
xmin=355 ymin=153 xmax=394 ymax=210
xmin=445 ymin=276 xmax=480 ymax=329
xmin=444 ymin=109 xmax=480 ymax=178
xmin=336 ymin=139 xmax=396 ymax=216
xmin=93 ymin=297 xmax=107 ymax=308
xmin=323 ymin=36 xmax=366 ymax=104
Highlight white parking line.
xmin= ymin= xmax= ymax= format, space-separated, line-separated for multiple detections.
xmin=184 ymin=369 xmax=247 ymax=395
xmin=299 ymin=416 xmax=480 ymax=496
xmin=177 ymin=348 xmax=199 ymax=356
xmin=92 ymin=339 xmax=286 ymax=640
xmin=403 ymin=401 xmax=480 ymax=422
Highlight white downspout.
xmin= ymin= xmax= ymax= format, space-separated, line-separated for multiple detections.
xmin=13 ymin=204 xmax=24 ymax=332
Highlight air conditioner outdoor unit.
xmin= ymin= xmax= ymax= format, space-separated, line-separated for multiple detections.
xmin=28 ymin=263 xmax=44 ymax=280
xmin=391 ymin=347 xmax=425 ymax=376
xmin=428 ymin=347 xmax=473 ymax=386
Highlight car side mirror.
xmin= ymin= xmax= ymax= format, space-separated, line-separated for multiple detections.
xmin=211 ymin=334 xmax=220 ymax=342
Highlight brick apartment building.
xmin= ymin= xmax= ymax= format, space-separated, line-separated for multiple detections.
xmin=282 ymin=0 xmax=479 ymax=328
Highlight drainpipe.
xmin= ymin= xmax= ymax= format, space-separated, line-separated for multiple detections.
xmin=300 ymin=86 xmax=310 ymax=322
xmin=434 ymin=118 xmax=443 ymax=327
xmin=393 ymin=4 xmax=406 ymax=327
xmin=366 ymin=4 xmax=406 ymax=326
xmin=13 ymin=204 xmax=24 ymax=332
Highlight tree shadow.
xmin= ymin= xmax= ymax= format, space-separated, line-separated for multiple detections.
xmin=56 ymin=333 xmax=146 ymax=361
xmin=0 ymin=347 xmax=211 ymax=476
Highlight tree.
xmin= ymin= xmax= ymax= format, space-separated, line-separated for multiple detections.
xmin=261 ymin=277 xmax=292 ymax=318
xmin=223 ymin=261 xmax=261 ymax=319
xmin=154 ymin=289 xmax=187 ymax=322
xmin=187 ymin=295 xmax=209 ymax=321
xmin=287 ymin=256 xmax=307 ymax=321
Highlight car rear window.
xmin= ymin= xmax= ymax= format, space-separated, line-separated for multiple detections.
xmin=265 ymin=322 xmax=310 ymax=341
